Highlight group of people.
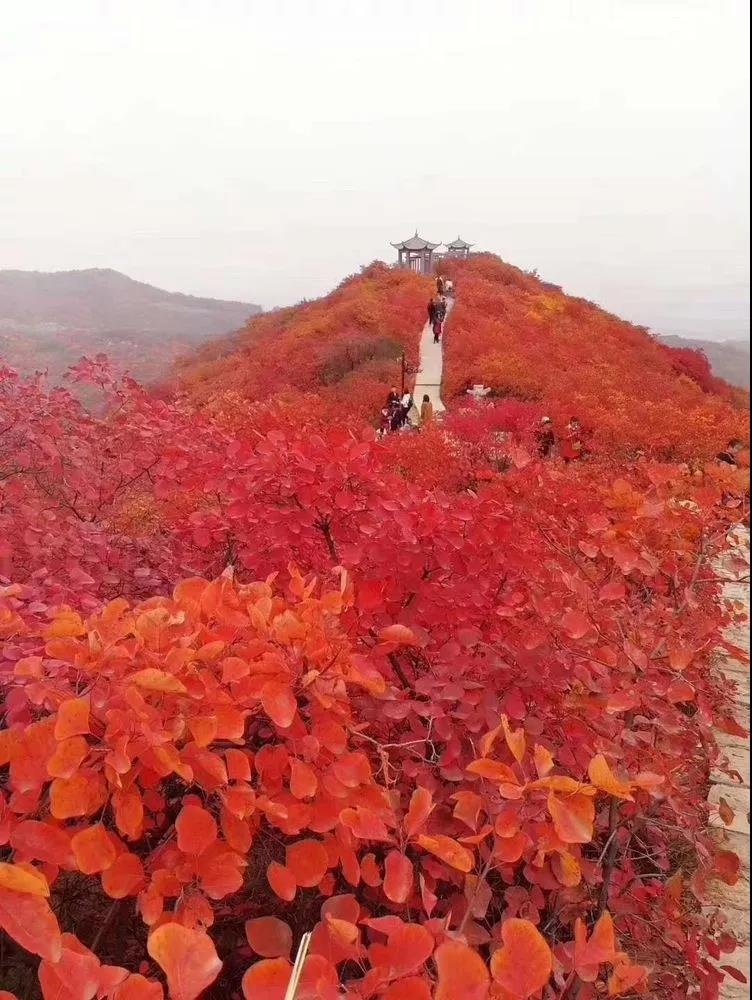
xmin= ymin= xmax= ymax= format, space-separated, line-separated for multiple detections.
xmin=378 ymin=387 xmax=434 ymax=438
xmin=535 ymin=415 xmax=589 ymax=461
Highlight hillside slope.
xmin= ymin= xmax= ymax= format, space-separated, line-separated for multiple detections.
xmin=438 ymin=255 xmax=748 ymax=459
xmin=0 ymin=267 xmax=259 ymax=382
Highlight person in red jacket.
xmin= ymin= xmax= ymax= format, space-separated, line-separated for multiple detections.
xmin=561 ymin=417 xmax=587 ymax=462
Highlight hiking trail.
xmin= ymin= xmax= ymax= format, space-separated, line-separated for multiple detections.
xmin=413 ymin=299 xmax=451 ymax=414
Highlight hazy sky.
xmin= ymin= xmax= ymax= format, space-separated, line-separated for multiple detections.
xmin=1 ymin=0 xmax=749 ymax=339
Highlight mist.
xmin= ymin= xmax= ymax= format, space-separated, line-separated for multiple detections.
xmin=1 ymin=0 xmax=749 ymax=340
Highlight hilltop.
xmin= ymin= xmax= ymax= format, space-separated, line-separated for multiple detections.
xmin=0 ymin=267 xmax=259 ymax=382
xmin=177 ymin=255 xmax=748 ymax=460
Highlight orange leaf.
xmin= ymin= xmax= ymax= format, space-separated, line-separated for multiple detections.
xmin=561 ymin=610 xmax=591 ymax=640
xmin=502 ymin=715 xmax=526 ymax=764
xmin=130 ymin=668 xmax=188 ymax=694
xmin=608 ymin=959 xmax=648 ymax=995
xmin=435 ymin=939 xmax=490 ymax=1000
xmin=241 ymin=958 xmax=291 ymax=1000
xmin=490 ymin=918 xmax=552 ymax=998
xmin=404 ymin=786 xmax=434 ymax=838
xmin=668 ymin=644 xmax=693 ymax=671
xmin=267 ymin=861 xmax=297 ymax=901
xmin=176 ymin=803 xmax=218 ymax=856
xmin=287 ymin=839 xmax=328 ymax=887
xmin=588 ymin=754 xmax=633 ymax=800
xmin=494 ymin=832 xmax=529 ymax=864
xmin=383 ymin=851 xmax=413 ymax=904
xmin=54 ymin=697 xmax=90 ymax=740
xmin=0 ymin=862 xmax=49 ymax=897
xmin=378 ymin=624 xmax=420 ymax=646
xmin=245 ymin=917 xmax=293 ymax=959
xmin=551 ymin=852 xmax=582 ymax=888
xmin=325 ymin=914 xmax=360 ymax=946
xmin=260 ymin=680 xmax=297 ymax=728
xmin=0 ymin=888 xmax=63 ymax=962
xmin=417 ymin=834 xmax=474 ymax=873
xmin=47 ymin=735 xmax=89 ymax=780
xmin=574 ymin=912 xmax=618 ymax=972
xmin=466 ymin=759 xmax=519 ymax=784
xmin=534 ymin=745 xmax=554 ymax=778
xmin=547 ymin=793 xmax=595 ymax=844
xmin=718 ymin=796 xmax=735 ymax=826
xmin=340 ymin=806 xmax=392 ymax=842
xmin=147 ymin=923 xmax=221 ymax=1000
xmin=71 ymin=824 xmax=117 ymax=874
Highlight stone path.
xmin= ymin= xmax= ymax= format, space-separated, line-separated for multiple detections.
xmin=413 ymin=300 xmax=451 ymax=414
xmin=707 ymin=527 xmax=750 ymax=998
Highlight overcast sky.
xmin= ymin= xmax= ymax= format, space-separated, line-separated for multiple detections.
xmin=1 ymin=0 xmax=749 ymax=340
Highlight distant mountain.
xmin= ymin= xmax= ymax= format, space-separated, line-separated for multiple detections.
xmin=657 ymin=334 xmax=750 ymax=389
xmin=0 ymin=268 xmax=260 ymax=382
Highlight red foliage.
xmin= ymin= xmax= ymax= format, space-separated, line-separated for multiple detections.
xmin=440 ymin=255 xmax=748 ymax=461
xmin=0 ymin=252 xmax=750 ymax=999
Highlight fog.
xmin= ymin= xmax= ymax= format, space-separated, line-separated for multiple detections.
xmin=1 ymin=0 xmax=749 ymax=339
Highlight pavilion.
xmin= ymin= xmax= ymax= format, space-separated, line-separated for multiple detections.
xmin=391 ymin=232 xmax=441 ymax=274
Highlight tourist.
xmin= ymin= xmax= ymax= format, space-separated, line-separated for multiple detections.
xmin=400 ymin=391 xmax=413 ymax=425
xmin=386 ymin=387 xmax=400 ymax=408
xmin=378 ymin=407 xmax=391 ymax=438
xmin=432 ymin=317 xmax=443 ymax=344
xmin=436 ymin=275 xmax=445 ymax=295
xmin=427 ymin=298 xmax=437 ymax=325
xmin=718 ymin=439 xmax=744 ymax=466
xmin=561 ymin=417 xmax=586 ymax=462
xmin=536 ymin=416 xmax=556 ymax=458
xmin=420 ymin=394 xmax=434 ymax=425
xmin=446 ymin=278 xmax=454 ymax=297
xmin=436 ymin=295 xmax=447 ymax=322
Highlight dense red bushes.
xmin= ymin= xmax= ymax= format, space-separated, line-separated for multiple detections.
xmin=440 ymin=256 xmax=748 ymax=461
xmin=0 ymin=251 xmax=750 ymax=999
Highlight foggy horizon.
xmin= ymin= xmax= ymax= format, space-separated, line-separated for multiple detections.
xmin=2 ymin=0 xmax=749 ymax=342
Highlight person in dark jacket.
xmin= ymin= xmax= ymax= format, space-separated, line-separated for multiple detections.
xmin=386 ymin=387 xmax=400 ymax=408
xmin=536 ymin=417 xmax=556 ymax=458
xmin=427 ymin=299 xmax=437 ymax=325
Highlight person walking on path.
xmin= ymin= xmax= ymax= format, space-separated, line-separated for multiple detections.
xmin=432 ymin=317 xmax=443 ymax=344
xmin=427 ymin=298 xmax=437 ymax=325
xmin=436 ymin=275 xmax=445 ymax=295
xmin=420 ymin=394 xmax=434 ymax=426
xmin=386 ymin=387 xmax=400 ymax=409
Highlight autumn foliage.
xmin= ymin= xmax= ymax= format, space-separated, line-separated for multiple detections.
xmin=0 ymin=253 xmax=750 ymax=999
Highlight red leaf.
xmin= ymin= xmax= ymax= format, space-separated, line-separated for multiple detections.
xmin=176 ymin=804 xmax=218 ymax=856
xmin=260 ymin=681 xmax=297 ymax=728
xmin=383 ymin=851 xmax=413 ymax=904
xmin=369 ymin=924 xmax=434 ymax=978
xmin=267 ymin=861 xmax=297 ymax=901
xmin=435 ymin=939 xmax=490 ymax=1000
xmin=245 ymin=917 xmax=293 ymax=959
xmin=9 ymin=821 xmax=73 ymax=867
xmin=383 ymin=978 xmax=432 ymax=1000
xmin=287 ymin=839 xmax=328 ymax=887
xmin=561 ymin=610 xmax=591 ymax=640
xmin=340 ymin=806 xmax=392 ymax=842
xmin=147 ymin=923 xmax=222 ymax=1000
xmin=241 ymin=958 xmax=291 ymax=1000
xmin=54 ymin=698 xmax=90 ymax=740
xmin=490 ymin=918 xmax=552 ymax=997
xmin=0 ymin=888 xmax=62 ymax=962
xmin=404 ymin=787 xmax=434 ymax=838
xmin=101 ymin=853 xmax=145 ymax=899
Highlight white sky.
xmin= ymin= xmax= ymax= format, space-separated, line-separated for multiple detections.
xmin=1 ymin=0 xmax=749 ymax=339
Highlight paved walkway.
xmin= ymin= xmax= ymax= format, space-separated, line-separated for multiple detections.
xmin=707 ymin=527 xmax=750 ymax=999
xmin=413 ymin=300 xmax=451 ymax=414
